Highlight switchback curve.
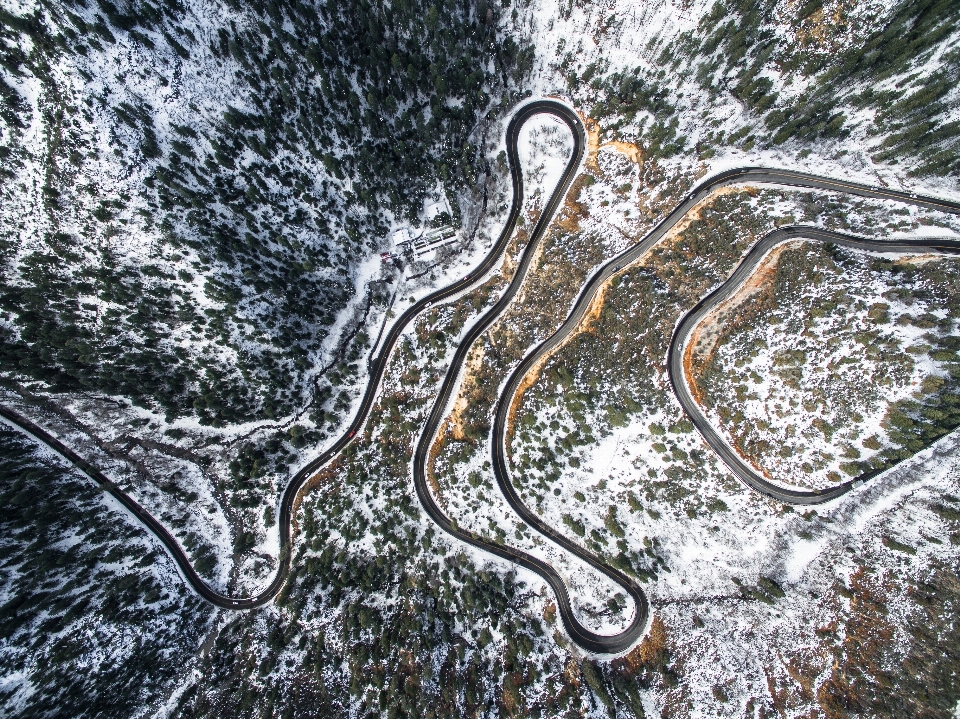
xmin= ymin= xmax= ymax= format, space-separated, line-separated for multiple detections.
xmin=2 ymin=100 xmax=652 ymax=653
xmin=492 ymin=175 xmax=960 ymax=555
xmin=6 ymin=99 xmax=960 ymax=653
xmin=409 ymin=102 xmax=651 ymax=655
xmin=668 ymin=226 xmax=960 ymax=503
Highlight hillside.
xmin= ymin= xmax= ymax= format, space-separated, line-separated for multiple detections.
xmin=1 ymin=0 xmax=528 ymax=620
xmin=2 ymin=0 xmax=960 ymax=717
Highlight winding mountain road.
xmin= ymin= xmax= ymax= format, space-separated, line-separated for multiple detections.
xmin=408 ymin=103 xmax=650 ymax=654
xmin=0 ymin=100 xmax=600 ymax=621
xmin=668 ymin=227 xmax=960 ymax=504
xmin=4 ymin=98 xmax=960 ymax=654
xmin=491 ymin=170 xmax=960 ymax=523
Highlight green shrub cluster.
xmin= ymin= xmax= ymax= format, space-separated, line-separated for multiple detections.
xmin=677 ymin=0 xmax=960 ymax=175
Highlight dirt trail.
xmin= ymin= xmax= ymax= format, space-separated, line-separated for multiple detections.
xmin=581 ymin=114 xmax=645 ymax=170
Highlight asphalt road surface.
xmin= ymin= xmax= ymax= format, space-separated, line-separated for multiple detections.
xmin=668 ymin=227 xmax=960 ymax=504
xmin=491 ymin=171 xmax=960 ymax=518
xmin=4 ymin=98 xmax=960 ymax=654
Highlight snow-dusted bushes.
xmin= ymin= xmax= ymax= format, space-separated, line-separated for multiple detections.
xmin=696 ymin=242 xmax=960 ymax=487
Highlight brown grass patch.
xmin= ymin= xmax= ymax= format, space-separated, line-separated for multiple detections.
xmin=782 ymin=651 xmax=821 ymax=702
xmin=615 ymin=616 xmax=669 ymax=675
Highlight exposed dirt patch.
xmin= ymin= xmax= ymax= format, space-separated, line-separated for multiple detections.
xmin=585 ymin=117 xmax=645 ymax=171
xmin=554 ymin=174 xmax=592 ymax=234
xmin=893 ymin=253 xmax=950 ymax=267
xmin=506 ymin=266 xmax=622 ymax=440
xmin=294 ymin=458 xmax=343 ymax=530
xmin=583 ymin=115 xmax=601 ymax=173
xmin=579 ymin=276 xmax=613 ymax=336
xmin=601 ymin=140 xmax=645 ymax=167
xmin=505 ymin=187 xmax=748 ymax=439
xmin=501 ymin=228 xmax=529 ymax=279
xmin=448 ymin=344 xmax=487 ymax=441
xmin=506 ymin=349 xmax=556 ymax=445
xmin=685 ymin=240 xmax=799 ymax=399
xmin=427 ymin=420 xmax=450 ymax=507
xmin=614 ymin=615 xmax=669 ymax=674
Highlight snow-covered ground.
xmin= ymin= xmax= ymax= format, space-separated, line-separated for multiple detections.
xmin=696 ymin=241 xmax=960 ymax=489
xmin=5 ymin=0 xmax=960 ymax=713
